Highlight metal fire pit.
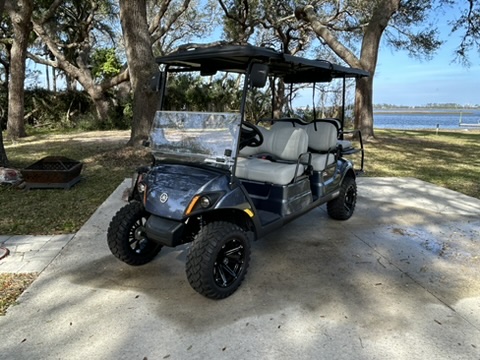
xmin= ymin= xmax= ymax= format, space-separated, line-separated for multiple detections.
xmin=21 ymin=156 xmax=83 ymax=190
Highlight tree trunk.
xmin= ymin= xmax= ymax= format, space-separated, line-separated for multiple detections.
xmin=85 ymin=86 xmax=111 ymax=123
xmin=273 ymin=79 xmax=285 ymax=118
xmin=354 ymin=77 xmax=375 ymax=138
xmin=93 ymin=97 xmax=111 ymax=123
xmin=354 ymin=0 xmax=400 ymax=139
xmin=45 ymin=63 xmax=50 ymax=90
xmin=0 ymin=124 xmax=7 ymax=167
xmin=52 ymin=67 xmax=56 ymax=92
xmin=119 ymin=0 xmax=160 ymax=146
xmin=0 ymin=0 xmax=7 ymax=166
xmin=6 ymin=0 xmax=33 ymax=140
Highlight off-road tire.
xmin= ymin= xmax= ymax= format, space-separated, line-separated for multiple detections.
xmin=327 ymin=176 xmax=357 ymax=220
xmin=107 ymin=201 xmax=162 ymax=266
xmin=186 ymin=221 xmax=251 ymax=299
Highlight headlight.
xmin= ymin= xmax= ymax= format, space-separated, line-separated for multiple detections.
xmin=137 ymin=181 xmax=146 ymax=193
xmin=199 ymin=196 xmax=211 ymax=208
xmin=185 ymin=192 xmax=224 ymax=215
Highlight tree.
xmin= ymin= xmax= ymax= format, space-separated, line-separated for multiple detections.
xmin=295 ymin=0 xmax=480 ymax=138
xmin=219 ymin=0 xmax=314 ymax=117
xmin=295 ymin=1 xmax=447 ymax=138
xmin=0 ymin=11 xmax=12 ymax=91
xmin=5 ymin=0 xmax=33 ymax=140
xmin=29 ymin=0 xmax=128 ymax=123
xmin=451 ymin=0 xmax=480 ymax=64
xmin=119 ymin=0 xmax=196 ymax=145
xmin=149 ymin=0 xmax=211 ymax=56
xmin=119 ymin=0 xmax=160 ymax=145
xmin=0 ymin=0 xmax=8 ymax=166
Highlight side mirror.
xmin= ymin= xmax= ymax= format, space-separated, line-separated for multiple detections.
xmin=150 ymin=71 xmax=163 ymax=92
xmin=249 ymin=63 xmax=269 ymax=88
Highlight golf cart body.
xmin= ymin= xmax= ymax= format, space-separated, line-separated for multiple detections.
xmin=108 ymin=44 xmax=369 ymax=299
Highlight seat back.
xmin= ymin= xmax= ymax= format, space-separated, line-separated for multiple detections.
xmin=236 ymin=126 xmax=309 ymax=185
xmin=306 ymin=121 xmax=338 ymax=152
xmin=240 ymin=126 xmax=308 ymax=161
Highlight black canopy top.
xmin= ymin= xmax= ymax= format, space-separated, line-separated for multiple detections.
xmin=156 ymin=44 xmax=369 ymax=83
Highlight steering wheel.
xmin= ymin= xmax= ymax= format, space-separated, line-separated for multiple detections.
xmin=240 ymin=121 xmax=264 ymax=149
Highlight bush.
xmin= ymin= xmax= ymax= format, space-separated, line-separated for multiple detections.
xmin=0 ymin=88 xmax=133 ymax=132
xmin=24 ymin=89 xmax=93 ymax=129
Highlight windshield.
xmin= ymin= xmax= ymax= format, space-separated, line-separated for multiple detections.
xmin=150 ymin=111 xmax=241 ymax=168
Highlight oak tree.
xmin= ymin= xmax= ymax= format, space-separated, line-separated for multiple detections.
xmin=5 ymin=0 xmax=33 ymax=140
xmin=0 ymin=0 xmax=7 ymax=166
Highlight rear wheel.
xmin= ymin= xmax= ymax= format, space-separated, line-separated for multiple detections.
xmin=327 ymin=176 xmax=357 ymax=220
xmin=107 ymin=201 xmax=162 ymax=265
xmin=186 ymin=221 xmax=250 ymax=299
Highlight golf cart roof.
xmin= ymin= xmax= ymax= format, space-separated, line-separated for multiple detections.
xmin=156 ymin=44 xmax=369 ymax=83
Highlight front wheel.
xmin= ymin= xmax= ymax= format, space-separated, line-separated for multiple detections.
xmin=186 ymin=221 xmax=251 ymax=299
xmin=327 ymin=176 xmax=357 ymax=220
xmin=107 ymin=201 xmax=162 ymax=265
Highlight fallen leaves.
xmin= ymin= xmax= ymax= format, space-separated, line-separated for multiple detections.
xmin=0 ymin=273 xmax=38 ymax=316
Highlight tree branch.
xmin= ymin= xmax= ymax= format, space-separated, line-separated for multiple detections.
xmin=99 ymin=68 xmax=129 ymax=91
xmin=295 ymin=5 xmax=361 ymax=68
xmin=151 ymin=0 xmax=192 ymax=44
xmin=148 ymin=0 xmax=172 ymax=34
xmin=38 ymin=0 xmax=64 ymax=24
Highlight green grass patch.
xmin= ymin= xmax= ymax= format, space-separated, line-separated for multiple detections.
xmin=1 ymin=131 xmax=150 ymax=235
xmin=364 ymin=129 xmax=480 ymax=199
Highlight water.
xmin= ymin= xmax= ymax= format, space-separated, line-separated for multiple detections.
xmin=373 ymin=109 xmax=480 ymax=130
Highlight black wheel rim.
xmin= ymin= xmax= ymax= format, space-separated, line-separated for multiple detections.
xmin=344 ymin=185 xmax=356 ymax=214
xmin=128 ymin=215 xmax=149 ymax=254
xmin=213 ymin=239 xmax=246 ymax=288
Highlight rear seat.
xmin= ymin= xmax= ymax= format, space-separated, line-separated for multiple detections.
xmin=305 ymin=122 xmax=338 ymax=171
xmin=237 ymin=126 xmax=309 ymax=185
xmin=271 ymin=121 xmax=338 ymax=171
xmin=321 ymin=118 xmax=353 ymax=151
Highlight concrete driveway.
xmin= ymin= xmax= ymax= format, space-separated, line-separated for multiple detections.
xmin=1 ymin=177 xmax=479 ymax=360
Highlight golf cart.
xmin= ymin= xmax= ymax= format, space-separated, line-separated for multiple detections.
xmin=107 ymin=44 xmax=369 ymax=299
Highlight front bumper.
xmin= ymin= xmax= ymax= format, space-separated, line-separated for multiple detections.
xmin=145 ymin=215 xmax=185 ymax=247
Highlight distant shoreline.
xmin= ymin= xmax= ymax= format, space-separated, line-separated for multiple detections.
xmin=373 ymin=110 xmax=474 ymax=115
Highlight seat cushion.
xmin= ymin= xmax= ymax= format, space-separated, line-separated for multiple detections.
xmin=310 ymin=153 xmax=336 ymax=171
xmin=237 ymin=125 xmax=308 ymax=185
xmin=337 ymin=139 xmax=353 ymax=150
xmin=236 ymin=157 xmax=304 ymax=185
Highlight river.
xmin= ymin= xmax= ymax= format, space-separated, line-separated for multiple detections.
xmin=373 ymin=109 xmax=480 ymax=130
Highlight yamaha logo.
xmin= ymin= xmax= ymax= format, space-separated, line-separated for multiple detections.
xmin=159 ymin=192 xmax=169 ymax=203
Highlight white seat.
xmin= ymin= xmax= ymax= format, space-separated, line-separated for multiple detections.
xmin=236 ymin=157 xmax=305 ymax=185
xmin=305 ymin=122 xmax=338 ymax=171
xmin=322 ymin=118 xmax=356 ymax=150
xmin=337 ymin=139 xmax=353 ymax=150
xmin=237 ymin=126 xmax=308 ymax=185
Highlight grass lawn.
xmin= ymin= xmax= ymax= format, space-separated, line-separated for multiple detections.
xmin=363 ymin=129 xmax=480 ymax=199
xmin=1 ymin=130 xmax=150 ymax=235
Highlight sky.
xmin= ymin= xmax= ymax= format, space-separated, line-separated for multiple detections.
xmin=373 ymin=11 xmax=480 ymax=107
